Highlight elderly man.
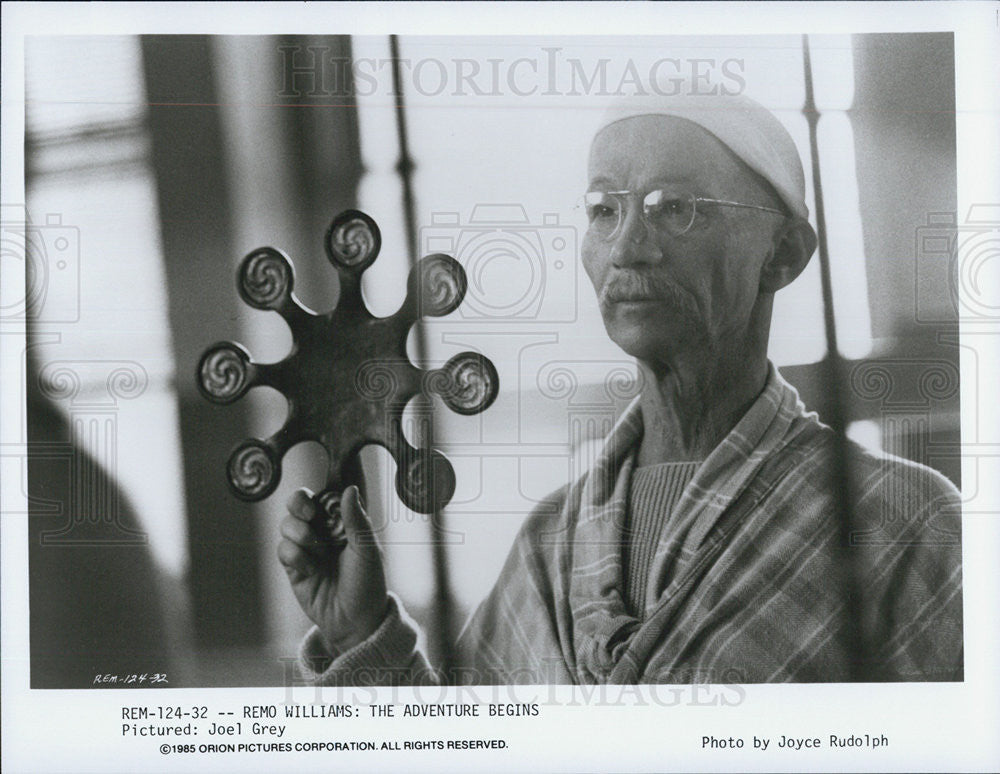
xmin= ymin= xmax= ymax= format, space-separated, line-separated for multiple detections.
xmin=278 ymin=90 xmax=962 ymax=684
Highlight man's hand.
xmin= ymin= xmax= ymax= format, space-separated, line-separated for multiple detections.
xmin=277 ymin=486 xmax=389 ymax=656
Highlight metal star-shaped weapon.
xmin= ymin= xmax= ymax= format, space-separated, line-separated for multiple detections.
xmin=196 ymin=210 xmax=498 ymax=543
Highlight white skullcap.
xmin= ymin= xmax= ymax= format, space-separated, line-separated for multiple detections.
xmin=596 ymin=89 xmax=809 ymax=220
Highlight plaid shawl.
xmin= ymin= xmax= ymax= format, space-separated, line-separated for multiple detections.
xmin=300 ymin=365 xmax=963 ymax=684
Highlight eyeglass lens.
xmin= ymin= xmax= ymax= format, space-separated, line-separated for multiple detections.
xmin=583 ymin=190 xmax=697 ymax=240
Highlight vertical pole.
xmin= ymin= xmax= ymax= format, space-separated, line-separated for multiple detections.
xmin=801 ymin=35 xmax=867 ymax=682
xmin=388 ymin=34 xmax=457 ymax=684
xmin=141 ymin=35 xmax=265 ymax=650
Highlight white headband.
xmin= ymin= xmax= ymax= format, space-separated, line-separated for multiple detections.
xmin=596 ymin=90 xmax=809 ymax=221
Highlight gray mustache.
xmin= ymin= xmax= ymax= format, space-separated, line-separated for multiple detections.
xmin=601 ymin=272 xmax=680 ymax=303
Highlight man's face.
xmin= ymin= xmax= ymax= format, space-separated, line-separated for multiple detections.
xmin=581 ymin=115 xmax=785 ymax=364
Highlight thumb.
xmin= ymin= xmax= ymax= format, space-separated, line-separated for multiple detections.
xmin=339 ymin=485 xmax=380 ymax=557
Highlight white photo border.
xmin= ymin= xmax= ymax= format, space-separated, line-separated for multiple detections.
xmin=2 ymin=3 xmax=998 ymax=773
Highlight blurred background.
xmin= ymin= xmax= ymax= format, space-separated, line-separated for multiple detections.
xmin=20 ymin=33 xmax=961 ymax=686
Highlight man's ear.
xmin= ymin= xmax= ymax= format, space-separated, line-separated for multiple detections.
xmin=759 ymin=218 xmax=817 ymax=293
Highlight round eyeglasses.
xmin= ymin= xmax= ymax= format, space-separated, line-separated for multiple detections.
xmin=579 ymin=189 xmax=787 ymax=240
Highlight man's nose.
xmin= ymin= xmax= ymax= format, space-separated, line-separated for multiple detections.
xmin=609 ymin=206 xmax=660 ymax=266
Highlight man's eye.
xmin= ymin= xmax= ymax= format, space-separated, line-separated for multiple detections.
xmin=586 ymin=203 xmax=617 ymax=222
xmin=648 ymin=197 xmax=686 ymax=215
xmin=645 ymin=194 xmax=695 ymax=229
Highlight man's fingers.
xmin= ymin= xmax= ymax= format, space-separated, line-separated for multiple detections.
xmin=286 ymin=488 xmax=317 ymax=523
xmin=280 ymin=513 xmax=315 ymax=546
xmin=276 ymin=537 xmax=319 ymax=580
xmin=281 ymin=512 xmax=338 ymax=569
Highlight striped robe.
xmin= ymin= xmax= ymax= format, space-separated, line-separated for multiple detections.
xmin=299 ymin=365 xmax=963 ymax=684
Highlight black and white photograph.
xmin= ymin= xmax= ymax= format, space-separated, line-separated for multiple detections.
xmin=2 ymin=3 xmax=998 ymax=773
